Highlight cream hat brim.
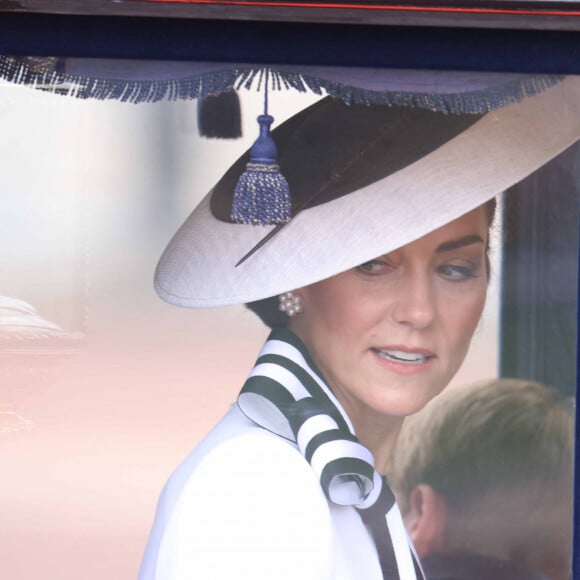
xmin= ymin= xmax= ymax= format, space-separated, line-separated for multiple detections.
xmin=155 ymin=75 xmax=580 ymax=308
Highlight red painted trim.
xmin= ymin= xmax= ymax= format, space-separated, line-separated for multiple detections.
xmin=139 ymin=0 xmax=580 ymax=17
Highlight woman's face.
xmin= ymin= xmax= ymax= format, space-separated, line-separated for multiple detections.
xmin=290 ymin=207 xmax=489 ymax=423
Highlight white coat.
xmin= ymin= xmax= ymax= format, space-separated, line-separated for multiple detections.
xmin=138 ymin=404 xmax=384 ymax=580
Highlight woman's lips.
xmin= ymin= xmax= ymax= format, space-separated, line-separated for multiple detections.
xmin=370 ymin=346 xmax=436 ymax=372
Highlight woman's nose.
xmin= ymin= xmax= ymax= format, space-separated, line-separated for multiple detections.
xmin=391 ymin=272 xmax=436 ymax=330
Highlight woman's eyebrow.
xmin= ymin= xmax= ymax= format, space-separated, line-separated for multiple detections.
xmin=436 ymin=234 xmax=485 ymax=253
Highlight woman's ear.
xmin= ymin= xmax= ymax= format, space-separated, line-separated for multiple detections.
xmin=403 ymin=484 xmax=448 ymax=559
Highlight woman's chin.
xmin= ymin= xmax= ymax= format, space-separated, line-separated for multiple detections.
xmin=367 ymin=384 xmax=449 ymax=419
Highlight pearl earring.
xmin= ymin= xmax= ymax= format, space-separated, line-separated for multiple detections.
xmin=278 ymin=291 xmax=302 ymax=317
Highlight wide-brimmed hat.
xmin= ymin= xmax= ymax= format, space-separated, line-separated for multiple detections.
xmin=154 ymin=73 xmax=580 ymax=308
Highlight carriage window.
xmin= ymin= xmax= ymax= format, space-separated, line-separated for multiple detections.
xmin=0 ymin=60 xmax=576 ymax=580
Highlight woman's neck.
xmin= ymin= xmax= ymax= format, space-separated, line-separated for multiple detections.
xmin=351 ymin=411 xmax=405 ymax=474
xmin=280 ymin=327 xmax=405 ymax=472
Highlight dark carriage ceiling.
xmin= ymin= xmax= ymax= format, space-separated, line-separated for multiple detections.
xmin=1 ymin=0 xmax=580 ymax=31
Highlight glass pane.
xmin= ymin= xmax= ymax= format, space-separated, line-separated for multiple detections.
xmin=0 ymin=60 xmax=576 ymax=580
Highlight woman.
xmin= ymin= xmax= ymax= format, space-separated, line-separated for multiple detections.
xmin=139 ymin=74 xmax=580 ymax=580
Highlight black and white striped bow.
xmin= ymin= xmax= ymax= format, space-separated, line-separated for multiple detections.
xmin=237 ymin=329 xmax=424 ymax=580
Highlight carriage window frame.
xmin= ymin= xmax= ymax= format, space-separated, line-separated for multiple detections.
xmin=1 ymin=7 xmax=579 ymax=580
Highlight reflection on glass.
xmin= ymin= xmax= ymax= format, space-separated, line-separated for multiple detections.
xmin=0 ymin=61 xmax=576 ymax=580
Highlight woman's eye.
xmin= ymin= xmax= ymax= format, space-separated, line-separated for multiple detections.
xmin=438 ymin=263 xmax=479 ymax=281
xmin=356 ymin=259 xmax=393 ymax=275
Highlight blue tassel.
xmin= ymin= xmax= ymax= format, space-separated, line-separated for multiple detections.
xmin=231 ymin=113 xmax=291 ymax=225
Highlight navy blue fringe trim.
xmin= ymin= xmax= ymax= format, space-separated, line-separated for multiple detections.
xmin=0 ymin=56 xmax=564 ymax=114
xmin=0 ymin=56 xmax=244 ymax=103
xmin=307 ymin=73 xmax=564 ymax=114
